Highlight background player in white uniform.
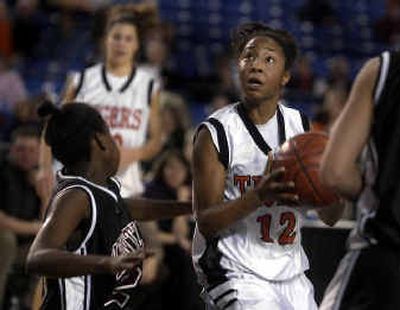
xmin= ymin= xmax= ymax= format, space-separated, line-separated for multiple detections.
xmin=39 ymin=4 xmax=162 ymax=201
xmin=192 ymin=22 xmax=344 ymax=310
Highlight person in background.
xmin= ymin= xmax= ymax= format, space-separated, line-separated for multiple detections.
xmin=0 ymin=126 xmax=42 ymax=309
xmin=143 ymin=149 xmax=203 ymax=310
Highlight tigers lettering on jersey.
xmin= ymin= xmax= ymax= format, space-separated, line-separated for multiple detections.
xmin=97 ymin=106 xmax=142 ymax=130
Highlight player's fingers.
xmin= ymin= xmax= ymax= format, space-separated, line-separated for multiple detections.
xmin=276 ymin=193 xmax=300 ymax=205
xmin=265 ymin=167 xmax=285 ymax=181
xmin=268 ymin=181 xmax=295 ymax=192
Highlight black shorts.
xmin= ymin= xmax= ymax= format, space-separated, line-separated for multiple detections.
xmin=320 ymin=245 xmax=400 ymax=310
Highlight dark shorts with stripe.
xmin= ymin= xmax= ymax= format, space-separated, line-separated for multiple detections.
xmin=320 ymin=245 xmax=400 ymax=310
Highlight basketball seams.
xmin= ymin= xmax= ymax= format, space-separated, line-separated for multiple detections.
xmin=291 ymin=139 xmax=324 ymax=205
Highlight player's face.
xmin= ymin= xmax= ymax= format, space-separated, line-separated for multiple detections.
xmin=163 ymin=156 xmax=188 ymax=189
xmin=238 ymin=36 xmax=290 ymax=104
xmin=106 ymin=23 xmax=139 ymax=66
xmin=97 ymin=129 xmax=120 ymax=177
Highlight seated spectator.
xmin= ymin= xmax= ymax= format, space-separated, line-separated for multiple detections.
xmin=207 ymin=92 xmax=231 ymax=115
xmin=288 ymin=54 xmax=315 ymax=94
xmin=298 ymin=0 xmax=338 ymax=26
xmin=0 ymin=126 xmax=42 ymax=309
xmin=312 ymin=86 xmax=348 ymax=132
xmin=0 ymin=3 xmax=13 ymax=59
xmin=0 ymin=55 xmax=28 ymax=111
xmin=159 ymin=95 xmax=190 ymax=153
xmin=143 ymin=150 xmax=203 ymax=310
xmin=374 ymin=0 xmax=400 ymax=46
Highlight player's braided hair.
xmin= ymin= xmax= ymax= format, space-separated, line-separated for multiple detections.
xmin=38 ymin=101 xmax=108 ymax=168
xmin=231 ymin=22 xmax=298 ymax=70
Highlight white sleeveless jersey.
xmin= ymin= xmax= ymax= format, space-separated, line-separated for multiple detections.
xmin=71 ymin=63 xmax=160 ymax=197
xmin=193 ymin=102 xmax=311 ymax=286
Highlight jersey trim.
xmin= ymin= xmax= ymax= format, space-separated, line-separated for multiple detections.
xmin=207 ymin=118 xmax=229 ymax=169
xmin=300 ymin=111 xmax=311 ymax=132
xmin=198 ymin=237 xmax=229 ymax=290
xmin=374 ymin=51 xmax=390 ymax=104
xmin=236 ymin=103 xmax=286 ymax=155
xmin=74 ymin=69 xmax=86 ymax=99
xmin=101 ymin=64 xmax=137 ymax=93
xmin=57 ymin=170 xmax=118 ymax=202
xmin=147 ymin=79 xmax=154 ymax=106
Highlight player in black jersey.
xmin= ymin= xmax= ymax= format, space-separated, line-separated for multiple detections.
xmin=26 ymin=101 xmax=192 ymax=309
xmin=319 ymin=51 xmax=400 ymax=309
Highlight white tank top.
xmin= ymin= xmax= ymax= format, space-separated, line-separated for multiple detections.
xmin=71 ymin=63 xmax=160 ymax=197
xmin=192 ymin=102 xmax=311 ymax=285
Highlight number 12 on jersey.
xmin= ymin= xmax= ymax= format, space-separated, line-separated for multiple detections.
xmin=256 ymin=212 xmax=297 ymax=245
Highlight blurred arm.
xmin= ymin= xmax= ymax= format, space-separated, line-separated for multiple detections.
xmin=320 ymin=57 xmax=379 ymax=200
xmin=124 ymin=198 xmax=192 ymax=221
xmin=118 ymin=91 xmax=162 ymax=170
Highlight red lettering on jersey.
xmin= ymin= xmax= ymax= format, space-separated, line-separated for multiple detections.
xmin=121 ymin=107 xmax=131 ymax=128
xmin=256 ymin=214 xmax=274 ymax=243
xmin=257 ymin=211 xmax=297 ymax=245
xmin=234 ymin=175 xmax=251 ymax=195
xmin=130 ymin=109 xmax=142 ymax=130
xmin=96 ymin=105 xmax=143 ymax=130
xmin=278 ymin=212 xmax=297 ymax=245
xmin=109 ymin=107 xmax=119 ymax=128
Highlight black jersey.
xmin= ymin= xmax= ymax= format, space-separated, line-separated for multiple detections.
xmin=41 ymin=170 xmax=144 ymax=310
xmin=357 ymin=51 xmax=400 ymax=248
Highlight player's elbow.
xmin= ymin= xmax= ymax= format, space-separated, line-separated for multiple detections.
xmin=196 ymin=213 xmax=219 ymax=238
xmin=26 ymin=249 xmax=41 ymax=275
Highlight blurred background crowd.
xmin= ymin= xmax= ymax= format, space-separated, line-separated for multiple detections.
xmin=0 ymin=0 xmax=398 ymax=309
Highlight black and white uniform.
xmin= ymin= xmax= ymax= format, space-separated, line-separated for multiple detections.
xmin=71 ymin=63 xmax=160 ymax=197
xmin=40 ymin=171 xmax=144 ymax=310
xmin=192 ymin=102 xmax=317 ymax=310
xmin=320 ymin=51 xmax=400 ymax=310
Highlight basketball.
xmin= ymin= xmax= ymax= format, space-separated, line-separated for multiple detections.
xmin=271 ymin=132 xmax=339 ymax=208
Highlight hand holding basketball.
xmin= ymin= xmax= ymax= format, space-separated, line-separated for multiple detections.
xmin=271 ymin=132 xmax=340 ymax=208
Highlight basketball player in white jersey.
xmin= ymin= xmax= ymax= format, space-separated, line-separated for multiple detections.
xmin=192 ymin=22 xmax=344 ymax=310
xmin=39 ymin=4 xmax=161 ymax=201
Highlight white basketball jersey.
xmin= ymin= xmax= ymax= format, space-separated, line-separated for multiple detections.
xmin=71 ymin=63 xmax=160 ymax=197
xmin=193 ymin=102 xmax=311 ymax=286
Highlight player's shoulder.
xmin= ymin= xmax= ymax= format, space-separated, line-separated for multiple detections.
xmin=279 ymin=102 xmax=310 ymax=133
xmin=208 ymin=102 xmax=240 ymax=124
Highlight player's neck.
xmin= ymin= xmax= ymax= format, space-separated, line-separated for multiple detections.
xmin=106 ymin=60 xmax=134 ymax=77
xmin=244 ymin=97 xmax=279 ymax=125
xmin=66 ymin=164 xmax=108 ymax=186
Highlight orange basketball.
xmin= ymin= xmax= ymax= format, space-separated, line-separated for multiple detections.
xmin=271 ymin=132 xmax=339 ymax=208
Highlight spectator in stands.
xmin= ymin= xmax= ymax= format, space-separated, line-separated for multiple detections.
xmin=314 ymin=56 xmax=351 ymax=99
xmin=288 ymin=54 xmax=315 ymax=95
xmin=298 ymin=0 xmax=338 ymax=26
xmin=374 ymin=0 xmax=400 ymax=46
xmin=207 ymin=92 xmax=231 ymax=115
xmin=214 ymin=52 xmax=241 ymax=102
xmin=0 ymin=3 xmax=13 ymax=59
xmin=0 ymin=126 xmax=42 ymax=309
xmin=12 ymin=0 xmax=42 ymax=58
xmin=159 ymin=95 xmax=190 ymax=153
xmin=143 ymin=149 xmax=203 ymax=310
xmin=312 ymin=86 xmax=348 ymax=132
xmin=0 ymin=55 xmax=28 ymax=111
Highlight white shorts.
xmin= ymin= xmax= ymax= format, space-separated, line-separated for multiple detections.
xmin=202 ymin=273 xmax=317 ymax=310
